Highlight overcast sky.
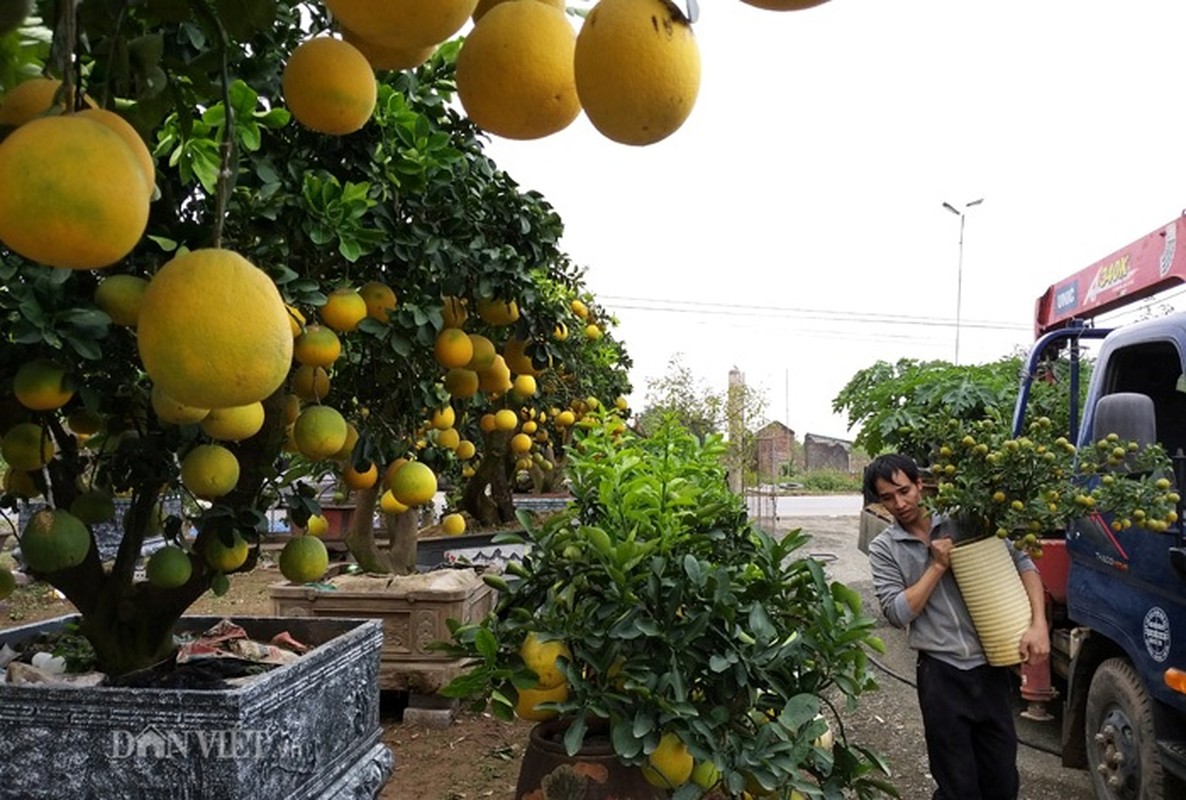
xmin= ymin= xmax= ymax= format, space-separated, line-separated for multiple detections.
xmin=478 ymin=0 xmax=1186 ymax=441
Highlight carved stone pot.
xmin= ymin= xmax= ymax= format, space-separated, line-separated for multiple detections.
xmin=0 ymin=615 xmax=393 ymax=799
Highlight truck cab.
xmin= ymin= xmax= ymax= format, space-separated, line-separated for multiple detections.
xmin=1017 ymin=215 xmax=1186 ymax=799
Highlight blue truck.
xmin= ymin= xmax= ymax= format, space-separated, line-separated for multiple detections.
xmin=1013 ymin=213 xmax=1186 ymax=799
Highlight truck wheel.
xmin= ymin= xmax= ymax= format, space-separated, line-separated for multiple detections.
xmin=1085 ymin=657 xmax=1164 ymax=800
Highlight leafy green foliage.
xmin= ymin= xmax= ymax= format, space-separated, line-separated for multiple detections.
xmin=441 ymin=418 xmax=891 ymax=798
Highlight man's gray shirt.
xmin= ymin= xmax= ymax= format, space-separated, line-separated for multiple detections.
xmin=868 ymin=516 xmax=1036 ymax=670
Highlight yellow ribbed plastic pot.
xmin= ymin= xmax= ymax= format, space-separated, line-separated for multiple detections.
xmin=949 ymin=536 xmax=1032 ymax=666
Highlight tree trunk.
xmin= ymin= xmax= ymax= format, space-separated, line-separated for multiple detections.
xmin=461 ymin=429 xmax=515 ymax=526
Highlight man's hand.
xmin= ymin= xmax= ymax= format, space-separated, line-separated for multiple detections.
xmin=929 ymin=536 xmax=953 ymax=570
xmin=1019 ymin=620 xmax=1050 ymax=663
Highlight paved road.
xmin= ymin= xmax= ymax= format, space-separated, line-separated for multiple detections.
xmin=778 ymin=510 xmax=1094 ymax=800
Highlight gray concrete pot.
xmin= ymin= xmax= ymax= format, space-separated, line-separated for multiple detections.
xmin=0 ymin=615 xmax=393 ymax=799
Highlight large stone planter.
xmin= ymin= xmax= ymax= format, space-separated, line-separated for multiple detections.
xmin=270 ymin=568 xmax=494 ymax=694
xmin=0 ymin=615 xmax=393 ymax=799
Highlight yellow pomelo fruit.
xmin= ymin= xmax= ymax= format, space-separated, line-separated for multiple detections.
xmin=325 ymin=0 xmax=478 ymax=47
xmin=441 ymin=512 xmax=466 ymax=536
xmin=520 ymin=632 xmax=571 ymax=689
xmin=615 ymin=395 xmax=629 ymax=412
xmin=555 ymin=409 xmax=576 ymax=427
xmin=379 ymin=490 xmax=409 ymax=515
xmin=151 ymin=385 xmax=210 ymax=425
xmin=320 ymin=286 xmax=368 ymax=332
xmin=0 ymin=566 xmax=14 ymax=601
xmin=455 ymin=440 xmax=476 ymax=460
xmin=466 ymin=334 xmax=497 ymax=370
xmin=434 ymin=327 xmax=475 ymax=369
xmin=13 ymin=359 xmax=73 ymax=411
xmin=444 ymin=367 xmax=480 ymax=399
xmin=282 ymin=394 xmax=302 ymax=425
xmin=571 ymin=298 xmax=588 ymax=319
xmin=20 ymin=509 xmax=91 ymax=573
xmin=476 ymin=297 xmax=520 ymax=326
xmin=146 ymin=545 xmax=193 ymax=589
xmin=66 ymin=409 xmax=104 ymax=436
xmin=3 ymin=468 xmax=40 ymax=498
xmin=200 ymin=402 xmax=266 ymax=442
xmin=479 ymin=413 xmax=498 ymax=433
xmin=510 ymin=432 xmax=533 ymax=454
xmin=333 ymin=422 xmax=360 ymax=461
xmin=457 ymin=2 xmax=579 ymax=140
xmin=474 ymin=0 xmax=565 ymax=23
xmin=138 ymin=249 xmax=293 ymax=409
xmin=441 ymin=296 xmax=469 ymax=328
xmin=383 ymin=457 xmax=409 ymax=487
xmin=305 ymin=514 xmax=330 ymax=537
xmin=95 ymin=274 xmax=149 ymax=327
xmin=292 ymin=364 xmax=331 ymax=402
xmin=280 ymin=535 xmax=330 ymax=583
xmin=293 ymin=405 xmax=348 ymax=461
xmin=75 ymin=108 xmax=155 ymax=194
xmin=514 ymin=682 xmax=569 ymax=721
xmin=0 ymin=115 xmax=149 ymax=269
xmin=342 ymin=461 xmax=378 ymax=490
xmin=461 ymin=464 xmax=476 ymax=478
xmin=494 ymin=408 xmax=519 ymax=432
xmin=521 ymin=420 xmax=538 ymax=435
xmin=436 ymin=427 xmax=461 ymax=451
xmin=690 ymin=760 xmax=721 ymax=790
xmin=203 ymin=531 xmax=249 ymax=572
xmin=741 ymin=0 xmax=829 ymax=9
xmin=478 ymin=355 xmax=513 ymax=395
xmin=294 ymin=324 xmax=342 ymax=368
xmin=359 ymin=280 xmax=398 ymax=321
xmin=574 ymin=0 xmax=700 ymax=145
xmin=286 ymin=304 xmax=305 ymax=337
xmin=515 ymin=457 xmax=533 ymax=471
xmin=0 ymin=78 xmax=91 ymax=127
xmin=512 ymin=374 xmax=538 ymax=399
xmin=431 ymin=405 xmax=456 ymax=430
xmin=389 ymin=460 xmax=437 ymax=506
xmin=341 ymin=25 xmax=435 ymax=71
xmin=585 ymin=323 xmax=603 ymax=340
xmin=2 ymin=423 xmax=54 ymax=471
xmin=503 ymin=337 xmax=536 ymax=376
xmin=181 ymin=444 xmax=241 ymax=499
xmin=282 ymin=36 xmax=377 ymax=135
xmin=69 ymin=489 xmax=116 ymax=524
xmin=642 ymin=732 xmax=694 ymax=789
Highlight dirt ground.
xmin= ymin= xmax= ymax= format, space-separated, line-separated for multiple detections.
xmin=0 ymin=517 xmax=1096 ymax=800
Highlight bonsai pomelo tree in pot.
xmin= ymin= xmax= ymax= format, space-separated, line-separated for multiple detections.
xmin=0 ymin=0 xmax=633 ymax=677
xmin=442 ymin=416 xmax=894 ymax=799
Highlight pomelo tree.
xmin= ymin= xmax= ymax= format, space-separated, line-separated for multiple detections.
xmin=0 ymin=1 xmax=628 ymax=674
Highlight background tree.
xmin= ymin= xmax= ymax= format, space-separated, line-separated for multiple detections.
xmin=832 ymin=352 xmax=1091 ymax=465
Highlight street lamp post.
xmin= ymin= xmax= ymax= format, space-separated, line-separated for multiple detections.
xmin=942 ymin=197 xmax=984 ymax=365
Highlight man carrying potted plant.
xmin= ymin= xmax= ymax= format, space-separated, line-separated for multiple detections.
xmin=864 ymin=452 xmax=1048 ymax=800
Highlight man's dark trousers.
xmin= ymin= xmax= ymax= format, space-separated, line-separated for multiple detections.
xmin=916 ymin=652 xmax=1020 ymax=800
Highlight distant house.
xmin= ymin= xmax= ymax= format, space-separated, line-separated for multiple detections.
xmin=752 ymin=421 xmax=795 ymax=478
xmin=803 ymin=433 xmax=853 ymax=472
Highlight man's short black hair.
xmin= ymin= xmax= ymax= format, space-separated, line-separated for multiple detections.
xmin=863 ymin=453 xmax=921 ymax=500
